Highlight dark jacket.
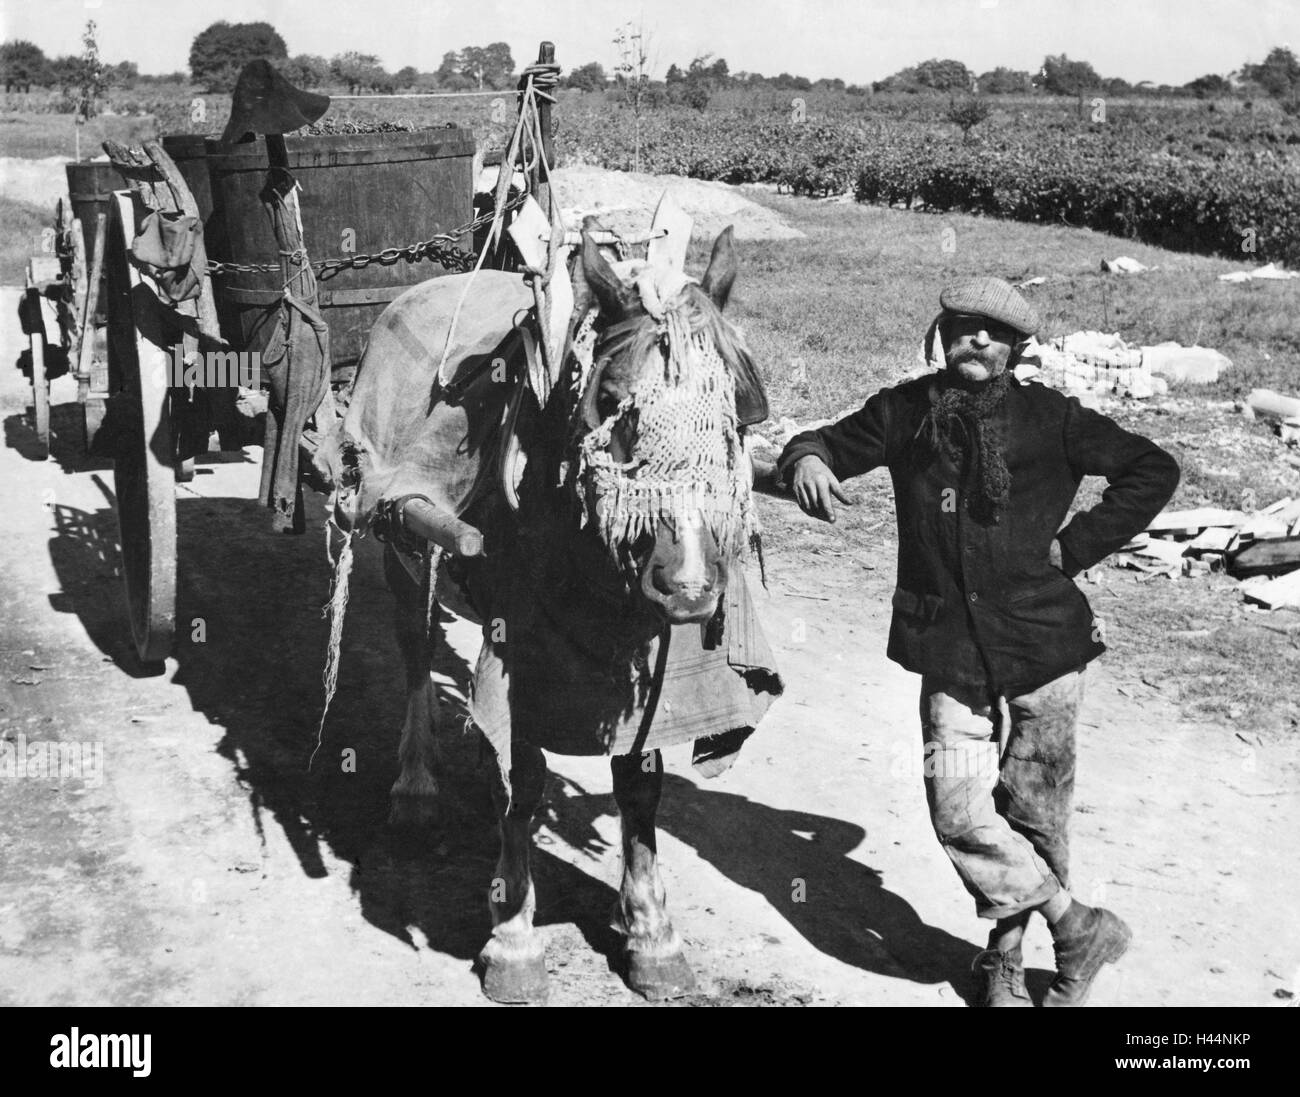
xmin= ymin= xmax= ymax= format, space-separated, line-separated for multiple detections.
xmin=777 ymin=374 xmax=1181 ymax=696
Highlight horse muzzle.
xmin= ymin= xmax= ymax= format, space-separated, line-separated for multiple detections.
xmin=641 ymin=549 xmax=728 ymax=624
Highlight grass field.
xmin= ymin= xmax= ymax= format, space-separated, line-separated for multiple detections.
xmin=0 ymin=110 xmax=156 ymax=161
xmin=0 ymin=196 xmax=54 ymax=283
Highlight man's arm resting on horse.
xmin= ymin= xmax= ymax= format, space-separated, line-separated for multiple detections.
xmin=777 ymin=391 xmax=890 ymax=522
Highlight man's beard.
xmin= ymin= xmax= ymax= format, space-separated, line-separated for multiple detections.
xmin=918 ymin=371 xmax=1013 ymax=524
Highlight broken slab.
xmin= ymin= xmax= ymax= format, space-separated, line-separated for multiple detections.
xmin=1218 ymin=261 xmax=1300 ymax=284
xmin=1101 ymin=256 xmax=1151 ymax=274
xmin=1188 ymin=526 xmax=1235 ymax=554
xmin=1236 ymin=514 xmax=1292 ymax=541
xmin=1142 ymin=343 xmax=1229 ymax=384
xmin=1228 ymin=535 xmax=1300 ymax=578
xmin=1146 ymin=508 xmax=1247 ymax=534
xmin=1240 ymin=568 xmax=1300 ymax=610
xmin=1247 ymin=389 xmax=1300 ymax=421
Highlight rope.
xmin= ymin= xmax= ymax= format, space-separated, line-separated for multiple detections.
xmin=434 ymin=69 xmax=560 ymax=389
xmin=309 ymin=519 xmax=355 ymax=771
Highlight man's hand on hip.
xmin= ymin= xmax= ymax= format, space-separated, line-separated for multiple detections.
xmin=792 ymin=455 xmax=855 ymax=523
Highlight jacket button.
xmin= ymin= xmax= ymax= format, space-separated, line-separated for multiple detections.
xmin=969 ymin=592 xmax=979 ymax=602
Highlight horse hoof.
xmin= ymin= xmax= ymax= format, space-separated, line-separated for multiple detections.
xmin=387 ymin=792 xmax=440 ymax=830
xmin=479 ymin=944 xmax=549 ymax=1004
xmin=626 ymin=948 xmax=696 ymax=1001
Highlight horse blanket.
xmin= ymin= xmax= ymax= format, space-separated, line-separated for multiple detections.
xmin=318 ymin=269 xmax=783 ymax=785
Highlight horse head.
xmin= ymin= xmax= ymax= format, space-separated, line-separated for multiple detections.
xmin=572 ymin=226 xmax=768 ymax=625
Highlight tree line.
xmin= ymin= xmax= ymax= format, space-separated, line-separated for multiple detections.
xmin=559 ymin=45 xmax=1300 ymax=113
xmin=4 ymin=17 xmax=1298 ymax=109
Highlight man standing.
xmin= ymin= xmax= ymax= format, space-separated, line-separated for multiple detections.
xmin=778 ymin=278 xmax=1179 ymax=1006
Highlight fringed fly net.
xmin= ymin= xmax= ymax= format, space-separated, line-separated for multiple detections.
xmin=576 ymin=284 xmax=756 ymax=561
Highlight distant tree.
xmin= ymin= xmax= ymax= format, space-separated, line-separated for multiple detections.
xmin=662 ymin=53 xmax=729 ymax=109
xmin=613 ymin=21 xmax=653 ymax=170
xmin=109 ymin=60 xmax=139 ymax=87
xmin=774 ymin=71 xmax=812 ymax=90
xmin=283 ymin=53 xmax=329 ymax=88
xmin=392 ymin=65 xmax=418 ymax=89
xmin=46 ymin=55 xmax=82 ymax=93
xmin=845 ymin=83 xmax=870 ymax=96
xmin=0 ymin=40 xmax=48 ymax=91
xmin=1240 ymin=46 xmax=1300 ymax=98
xmin=330 ymin=51 xmax=386 ymax=94
xmin=459 ymin=42 xmax=514 ymax=89
xmin=1101 ymin=76 xmax=1133 ymax=96
xmin=915 ymin=58 xmax=973 ymax=92
xmin=435 ymin=50 xmax=461 ymax=83
xmin=566 ymin=61 xmax=606 ymax=91
xmin=814 ymin=76 xmax=846 ymax=92
xmin=947 ymin=95 xmax=992 ymax=142
xmin=189 ymin=21 xmax=287 ymax=91
xmin=977 ymin=67 xmax=1031 ymax=94
xmin=681 ymin=81 xmax=710 ymax=110
xmin=685 ymin=54 xmax=714 ymax=80
xmin=74 ymin=20 xmax=108 ymax=120
xmin=1186 ymin=73 xmax=1232 ymax=98
xmin=1037 ymin=54 xmax=1102 ymax=97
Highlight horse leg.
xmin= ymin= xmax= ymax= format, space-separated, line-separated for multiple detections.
xmin=611 ymin=750 xmax=696 ymax=1000
xmin=384 ymin=545 xmax=441 ymax=828
xmin=479 ymin=742 xmax=549 ymax=1003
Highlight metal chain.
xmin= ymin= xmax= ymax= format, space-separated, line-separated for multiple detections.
xmin=204 ymin=194 xmax=526 ymax=279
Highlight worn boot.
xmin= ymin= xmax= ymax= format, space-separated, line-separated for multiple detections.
xmin=971 ymin=946 xmax=1032 ymax=1007
xmin=1043 ymin=906 xmax=1132 ymax=1007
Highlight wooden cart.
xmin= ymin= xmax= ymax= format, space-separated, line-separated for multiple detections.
xmin=94 ymin=43 xmax=559 ymax=663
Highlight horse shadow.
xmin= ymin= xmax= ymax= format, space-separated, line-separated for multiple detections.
xmin=37 ymin=469 xmax=627 ymax=972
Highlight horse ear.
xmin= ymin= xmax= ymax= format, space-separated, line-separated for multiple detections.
xmin=700 ymin=225 xmax=737 ymax=311
xmin=580 ymin=231 xmax=636 ymax=320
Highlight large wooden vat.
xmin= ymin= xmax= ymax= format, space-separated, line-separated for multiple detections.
xmin=161 ymin=128 xmax=476 ymax=370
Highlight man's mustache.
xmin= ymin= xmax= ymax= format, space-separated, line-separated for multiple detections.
xmin=948 ymin=347 xmax=997 ymax=365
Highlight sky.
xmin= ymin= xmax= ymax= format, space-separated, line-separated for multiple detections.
xmin=1 ymin=0 xmax=1297 ymax=87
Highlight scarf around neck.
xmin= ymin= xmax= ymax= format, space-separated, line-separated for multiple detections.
xmin=917 ymin=370 xmax=1012 ymax=524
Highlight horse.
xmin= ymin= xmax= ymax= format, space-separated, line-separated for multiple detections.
xmin=322 ymin=223 xmax=781 ymax=1003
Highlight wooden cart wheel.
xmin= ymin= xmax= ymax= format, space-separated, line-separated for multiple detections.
xmin=104 ymin=190 xmax=176 ymax=663
xmin=26 ymin=289 xmax=50 ymax=456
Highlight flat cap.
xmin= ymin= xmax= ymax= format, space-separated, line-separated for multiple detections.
xmin=939 ymin=277 xmax=1039 ymax=337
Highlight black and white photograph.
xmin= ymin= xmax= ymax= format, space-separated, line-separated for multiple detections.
xmin=0 ymin=0 xmax=1297 ymax=1058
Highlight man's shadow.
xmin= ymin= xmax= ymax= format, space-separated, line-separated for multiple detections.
xmin=543 ymin=769 xmax=992 ymax=1003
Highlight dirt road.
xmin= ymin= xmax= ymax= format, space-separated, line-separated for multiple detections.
xmin=1 ymin=285 xmax=1297 ymax=1008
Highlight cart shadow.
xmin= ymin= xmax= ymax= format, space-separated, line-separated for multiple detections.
xmin=543 ymin=772 xmax=985 ymax=1002
xmin=4 ymin=404 xmax=114 ymax=470
xmin=44 ymin=489 xmax=621 ymax=971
